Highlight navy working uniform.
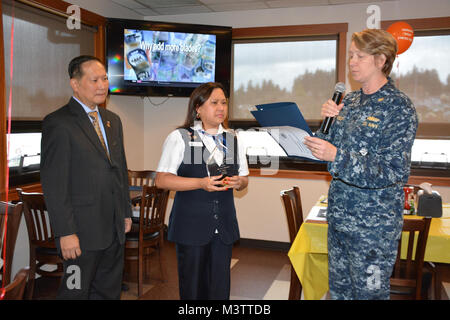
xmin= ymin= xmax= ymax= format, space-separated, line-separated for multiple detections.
xmin=315 ymin=78 xmax=418 ymax=299
xmin=157 ymin=122 xmax=249 ymax=299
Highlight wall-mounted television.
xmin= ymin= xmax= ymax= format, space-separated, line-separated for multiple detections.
xmin=106 ymin=18 xmax=232 ymax=97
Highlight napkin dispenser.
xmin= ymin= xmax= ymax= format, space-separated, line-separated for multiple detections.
xmin=416 ymin=182 xmax=442 ymax=218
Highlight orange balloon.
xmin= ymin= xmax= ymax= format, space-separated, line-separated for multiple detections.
xmin=387 ymin=21 xmax=414 ymax=54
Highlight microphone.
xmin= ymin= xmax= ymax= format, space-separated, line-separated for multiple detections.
xmin=320 ymin=82 xmax=346 ymax=135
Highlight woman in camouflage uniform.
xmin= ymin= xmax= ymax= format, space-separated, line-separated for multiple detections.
xmin=304 ymin=29 xmax=417 ymax=299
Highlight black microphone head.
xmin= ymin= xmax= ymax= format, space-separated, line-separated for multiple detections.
xmin=335 ymin=82 xmax=346 ymax=93
xmin=321 ymin=82 xmax=346 ymax=134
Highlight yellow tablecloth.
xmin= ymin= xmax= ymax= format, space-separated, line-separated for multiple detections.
xmin=287 ymin=200 xmax=450 ymax=300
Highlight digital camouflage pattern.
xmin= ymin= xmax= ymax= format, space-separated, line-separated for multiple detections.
xmin=316 ymin=78 xmax=418 ymax=299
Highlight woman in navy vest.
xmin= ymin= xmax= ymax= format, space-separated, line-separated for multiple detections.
xmin=156 ymin=82 xmax=249 ymax=299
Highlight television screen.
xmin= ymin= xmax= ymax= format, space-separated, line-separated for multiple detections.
xmin=7 ymin=121 xmax=42 ymax=186
xmin=106 ymin=18 xmax=231 ymax=97
xmin=7 ymin=132 xmax=41 ymax=170
xmin=8 ymin=132 xmax=41 ymax=169
xmin=124 ymin=29 xmax=216 ymax=84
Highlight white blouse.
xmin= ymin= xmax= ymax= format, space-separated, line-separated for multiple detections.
xmin=157 ymin=122 xmax=249 ymax=176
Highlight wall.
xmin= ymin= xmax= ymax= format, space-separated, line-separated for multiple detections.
xmin=107 ymin=95 xmax=145 ymax=170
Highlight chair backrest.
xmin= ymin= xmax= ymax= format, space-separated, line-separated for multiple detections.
xmin=0 ymin=201 xmax=23 ymax=287
xmin=17 ymin=189 xmax=55 ymax=248
xmin=280 ymin=186 xmax=304 ymax=243
xmin=128 ymin=170 xmax=157 ymax=187
xmin=138 ymin=185 xmax=169 ymax=236
xmin=1 ymin=267 xmax=29 ymax=300
xmin=391 ymin=217 xmax=432 ymax=299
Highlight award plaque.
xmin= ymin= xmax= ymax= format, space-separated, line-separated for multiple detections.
xmin=206 ymin=146 xmax=238 ymax=186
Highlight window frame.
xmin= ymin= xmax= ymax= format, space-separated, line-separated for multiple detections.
xmin=231 ymin=34 xmax=339 ymax=122
xmin=230 ymin=23 xmax=347 ymax=125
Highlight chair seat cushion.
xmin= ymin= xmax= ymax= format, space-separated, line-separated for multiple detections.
xmin=126 ymin=231 xmax=160 ymax=241
xmin=131 ymin=217 xmax=140 ymax=224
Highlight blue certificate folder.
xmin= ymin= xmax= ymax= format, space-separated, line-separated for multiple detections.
xmin=250 ymin=102 xmax=323 ymax=162
xmin=251 ymin=102 xmax=313 ymax=136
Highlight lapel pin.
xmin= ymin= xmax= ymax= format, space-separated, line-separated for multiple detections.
xmin=106 ymin=121 xmax=111 ymax=128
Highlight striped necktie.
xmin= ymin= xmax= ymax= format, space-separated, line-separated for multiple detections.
xmin=201 ymin=130 xmax=226 ymax=153
xmin=88 ymin=111 xmax=109 ymax=158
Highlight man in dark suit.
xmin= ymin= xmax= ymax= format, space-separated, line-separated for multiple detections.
xmin=40 ymin=55 xmax=132 ymax=299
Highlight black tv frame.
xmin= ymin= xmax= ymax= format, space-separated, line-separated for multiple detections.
xmin=105 ymin=18 xmax=232 ymax=97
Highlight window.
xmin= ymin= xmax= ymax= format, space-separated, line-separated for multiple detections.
xmin=233 ymin=38 xmax=337 ymax=121
xmin=395 ymin=33 xmax=450 ymax=168
xmin=391 ymin=32 xmax=450 ymax=139
xmin=382 ymin=17 xmax=450 ymax=169
xmin=3 ymin=0 xmax=95 ymax=120
xmin=411 ymin=139 xmax=450 ymax=169
xmin=231 ymin=23 xmax=347 ymax=129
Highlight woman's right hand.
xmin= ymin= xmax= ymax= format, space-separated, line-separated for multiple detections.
xmin=321 ymin=99 xmax=344 ymax=118
xmin=200 ymin=175 xmax=228 ymax=192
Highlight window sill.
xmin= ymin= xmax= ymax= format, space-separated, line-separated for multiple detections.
xmin=248 ymin=158 xmax=450 ymax=186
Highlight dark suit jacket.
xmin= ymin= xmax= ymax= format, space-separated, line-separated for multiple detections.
xmin=40 ymin=98 xmax=132 ymax=251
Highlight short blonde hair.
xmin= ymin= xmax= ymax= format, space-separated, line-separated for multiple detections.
xmin=352 ymin=29 xmax=398 ymax=77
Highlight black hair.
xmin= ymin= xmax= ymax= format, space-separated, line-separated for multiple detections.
xmin=180 ymin=82 xmax=228 ymax=129
xmin=68 ymin=55 xmax=104 ymax=79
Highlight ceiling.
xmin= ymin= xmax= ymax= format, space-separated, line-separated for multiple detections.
xmin=110 ymin=0 xmax=395 ymax=17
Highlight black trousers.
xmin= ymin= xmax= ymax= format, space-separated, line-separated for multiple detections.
xmin=176 ymin=234 xmax=233 ymax=300
xmin=56 ymin=235 xmax=124 ymax=300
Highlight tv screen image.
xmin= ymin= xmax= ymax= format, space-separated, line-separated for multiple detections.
xmin=106 ymin=18 xmax=231 ymax=97
xmin=7 ymin=121 xmax=42 ymax=186
xmin=7 ymin=132 xmax=41 ymax=170
xmin=124 ymin=29 xmax=216 ymax=85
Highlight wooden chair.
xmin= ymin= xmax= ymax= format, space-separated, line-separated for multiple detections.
xmin=402 ymin=183 xmax=439 ymax=298
xmin=128 ymin=170 xmax=157 ymax=188
xmin=0 ymin=201 xmax=23 ymax=287
xmin=128 ymin=170 xmax=157 ymax=209
xmin=1 ymin=267 xmax=30 ymax=300
xmin=124 ymin=185 xmax=169 ymax=297
xmin=17 ymin=189 xmax=64 ymax=300
xmin=390 ymin=217 xmax=432 ymax=300
xmin=280 ymin=186 xmax=303 ymax=300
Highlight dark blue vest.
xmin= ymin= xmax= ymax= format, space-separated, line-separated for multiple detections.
xmin=167 ymin=128 xmax=240 ymax=246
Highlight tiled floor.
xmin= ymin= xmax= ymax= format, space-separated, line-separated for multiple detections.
xmin=121 ymin=241 xmax=292 ymax=300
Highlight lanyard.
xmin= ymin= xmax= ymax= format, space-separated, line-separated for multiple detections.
xmin=200 ymin=130 xmax=227 ymax=153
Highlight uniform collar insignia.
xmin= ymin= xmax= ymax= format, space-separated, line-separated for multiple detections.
xmin=367 ymin=116 xmax=380 ymax=122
